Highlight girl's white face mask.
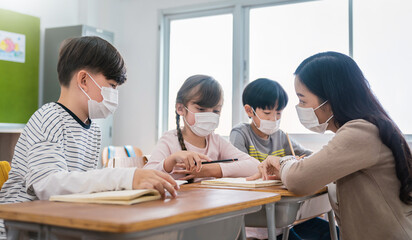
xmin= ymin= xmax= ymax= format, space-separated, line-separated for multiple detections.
xmin=252 ymin=108 xmax=280 ymax=136
xmin=183 ymin=107 xmax=220 ymax=137
xmin=295 ymin=100 xmax=333 ymax=134
xmin=78 ymin=73 xmax=118 ymax=119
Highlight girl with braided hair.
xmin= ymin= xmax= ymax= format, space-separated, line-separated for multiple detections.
xmin=144 ymin=75 xmax=260 ymax=182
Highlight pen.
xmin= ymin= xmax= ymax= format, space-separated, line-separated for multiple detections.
xmin=202 ymin=159 xmax=238 ymax=165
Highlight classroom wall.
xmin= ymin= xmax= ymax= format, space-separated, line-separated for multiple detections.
xmin=3 ymin=1 xmax=410 ymax=155
xmin=111 ymin=0 xmax=227 ymax=154
xmin=0 ymin=0 xmax=120 ymax=107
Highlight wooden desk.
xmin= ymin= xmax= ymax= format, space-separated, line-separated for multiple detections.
xmin=181 ymin=182 xmax=327 ymax=197
xmin=0 ymin=188 xmax=280 ymax=240
xmin=182 ymin=183 xmax=337 ymax=240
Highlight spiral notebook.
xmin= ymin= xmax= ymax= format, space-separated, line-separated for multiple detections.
xmin=50 ymin=189 xmax=161 ymax=205
xmin=201 ymin=177 xmax=282 ymax=188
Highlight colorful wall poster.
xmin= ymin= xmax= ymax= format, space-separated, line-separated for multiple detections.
xmin=0 ymin=30 xmax=26 ymax=63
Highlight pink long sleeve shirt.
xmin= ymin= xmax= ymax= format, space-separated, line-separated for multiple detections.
xmin=144 ymin=130 xmax=260 ymax=180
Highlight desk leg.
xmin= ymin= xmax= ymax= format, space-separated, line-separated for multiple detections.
xmin=327 ymin=210 xmax=339 ymax=240
xmin=239 ymin=216 xmax=246 ymax=240
xmin=281 ymin=226 xmax=290 ymax=240
xmin=265 ymin=203 xmax=276 ymax=240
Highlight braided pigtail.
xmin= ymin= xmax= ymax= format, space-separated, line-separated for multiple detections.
xmin=176 ymin=111 xmax=187 ymax=151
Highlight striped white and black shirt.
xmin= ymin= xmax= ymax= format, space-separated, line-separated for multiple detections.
xmin=0 ymin=102 xmax=134 ymax=238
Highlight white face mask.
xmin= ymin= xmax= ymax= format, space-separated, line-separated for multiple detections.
xmin=183 ymin=107 xmax=220 ymax=137
xmin=78 ymin=73 xmax=118 ymax=119
xmin=252 ymin=108 xmax=280 ymax=136
xmin=295 ymin=100 xmax=333 ymax=134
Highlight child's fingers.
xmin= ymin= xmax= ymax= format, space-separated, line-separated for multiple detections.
xmin=155 ymin=170 xmax=179 ymax=190
xmin=179 ymin=174 xmax=195 ymax=181
xmin=193 ymin=154 xmax=202 ymax=172
xmin=182 ymin=158 xmax=191 ymax=171
xmin=267 ymin=175 xmax=280 ymax=180
xmin=260 ymin=163 xmax=268 ymax=180
xmin=149 ymin=179 xmax=166 ymax=199
xmin=172 ymin=169 xmax=190 ymax=174
xmin=187 ymin=155 xmax=196 ymax=172
xmin=198 ymin=153 xmax=211 ymax=162
xmin=246 ymin=172 xmax=261 ymax=181
xmin=159 ymin=179 xmax=177 ymax=198
xmin=175 ymin=163 xmax=186 ymax=168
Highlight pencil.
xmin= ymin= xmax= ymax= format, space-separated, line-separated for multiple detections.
xmin=286 ymin=133 xmax=296 ymax=157
xmin=202 ymin=159 xmax=238 ymax=165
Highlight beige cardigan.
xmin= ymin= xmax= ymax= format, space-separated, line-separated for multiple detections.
xmin=280 ymin=119 xmax=412 ymax=240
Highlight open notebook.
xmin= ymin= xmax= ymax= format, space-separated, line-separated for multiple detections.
xmin=201 ymin=177 xmax=282 ymax=188
xmin=50 ymin=189 xmax=160 ymax=205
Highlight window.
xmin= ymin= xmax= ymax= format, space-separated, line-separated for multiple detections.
xmin=353 ymin=0 xmax=412 ymax=133
xmin=249 ymin=0 xmax=349 ymax=133
xmin=163 ymin=13 xmax=233 ymax=136
xmin=160 ymin=0 xmax=412 ymax=137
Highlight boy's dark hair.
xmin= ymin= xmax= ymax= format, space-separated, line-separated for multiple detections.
xmin=57 ymin=36 xmax=126 ymax=87
xmin=242 ymin=78 xmax=288 ymax=111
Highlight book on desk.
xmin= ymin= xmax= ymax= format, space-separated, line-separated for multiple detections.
xmin=50 ymin=189 xmax=161 ymax=205
xmin=201 ymin=177 xmax=282 ymax=188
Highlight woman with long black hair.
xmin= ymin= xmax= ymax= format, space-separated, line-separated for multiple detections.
xmin=248 ymin=51 xmax=412 ymax=239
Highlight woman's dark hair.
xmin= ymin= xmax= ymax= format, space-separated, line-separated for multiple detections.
xmin=175 ymin=75 xmax=223 ymax=150
xmin=57 ymin=36 xmax=127 ymax=87
xmin=242 ymin=78 xmax=288 ymax=112
xmin=295 ymin=51 xmax=412 ymax=204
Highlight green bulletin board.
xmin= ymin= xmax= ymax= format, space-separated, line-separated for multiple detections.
xmin=0 ymin=9 xmax=40 ymax=124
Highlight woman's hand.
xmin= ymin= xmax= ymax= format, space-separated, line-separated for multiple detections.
xmin=164 ymin=151 xmax=211 ymax=173
xmin=132 ymin=169 xmax=179 ymax=199
xmin=247 ymin=156 xmax=281 ymax=181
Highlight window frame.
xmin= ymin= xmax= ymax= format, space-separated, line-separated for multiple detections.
xmin=157 ymin=0 xmax=352 ymax=139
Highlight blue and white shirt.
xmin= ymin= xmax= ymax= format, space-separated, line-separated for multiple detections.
xmin=0 ymin=102 xmax=134 ymax=238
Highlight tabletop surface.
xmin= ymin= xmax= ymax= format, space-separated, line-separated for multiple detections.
xmin=181 ymin=182 xmax=327 ymax=197
xmin=0 ymin=188 xmax=280 ymax=233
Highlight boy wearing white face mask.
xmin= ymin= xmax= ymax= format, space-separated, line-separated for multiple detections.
xmin=230 ymin=78 xmax=312 ymax=161
xmin=0 ymin=37 xmax=178 ymax=237
xmin=144 ymin=75 xmax=260 ymax=181
xmin=230 ymin=78 xmax=334 ymax=240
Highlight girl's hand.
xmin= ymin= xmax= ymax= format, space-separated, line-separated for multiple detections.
xmin=173 ymin=163 xmax=200 ymax=181
xmin=246 ymin=156 xmax=281 ymax=181
xmin=164 ymin=151 xmax=211 ymax=173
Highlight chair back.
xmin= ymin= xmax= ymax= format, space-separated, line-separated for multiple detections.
xmin=0 ymin=161 xmax=11 ymax=189
xmin=101 ymin=146 xmax=145 ymax=168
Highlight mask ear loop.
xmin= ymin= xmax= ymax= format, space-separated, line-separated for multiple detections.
xmin=314 ymin=100 xmax=333 ymax=124
xmin=86 ymin=72 xmax=102 ymax=90
xmin=325 ymin=114 xmax=334 ymax=124
xmin=78 ymin=85 xmax=92 ymax=100
xmin=314 ymin=100 xmax=328 ymax=111
xmin=181 ymin=106 xmax=195 ymax=128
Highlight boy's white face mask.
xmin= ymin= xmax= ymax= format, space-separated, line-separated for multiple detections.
xmin=295 ymin=100 xmax=333 ymax=134
xmin=183 ymin=107 xmax=220 ymax=137
xmin=78 ymin=73 xmax=118 ymax=119
xmin=252 ymin=108 xmax=280 ymax=136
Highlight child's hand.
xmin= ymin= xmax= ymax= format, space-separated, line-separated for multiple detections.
xmin=132 ymin=169 xmax=179 ymax=199
xmin=246 ymin=156 xmax=281 ymax=181
xmin=164 ymin=151 xmax=210 ymax=173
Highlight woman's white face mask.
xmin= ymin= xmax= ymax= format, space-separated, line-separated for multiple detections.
xmin=295 ymin=100 xmax=333 ymax=134
xmin=183 ymin=107 xmax=220 ymax=137
xmin=252 ymin=108 xmax=280 ymax=136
